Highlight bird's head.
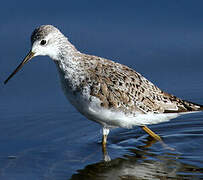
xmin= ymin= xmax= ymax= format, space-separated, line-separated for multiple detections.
xmin=4 ymin=25 xmax=66 ymax=84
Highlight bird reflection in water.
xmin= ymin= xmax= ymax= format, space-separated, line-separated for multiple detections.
xmin=71 ymin=136 xmax=202 ymax=180
xmin=102 ymin=133 xmax=174 ymax=162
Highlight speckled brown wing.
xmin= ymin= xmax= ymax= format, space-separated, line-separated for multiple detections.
xmin=82 ymin=55 xmax=203 ymax=114
xmin=159 ymin=91 xmax=203 ymax=113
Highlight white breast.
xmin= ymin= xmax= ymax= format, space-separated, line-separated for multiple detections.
xmin=55 ymin=61 xmax=184 ymax=129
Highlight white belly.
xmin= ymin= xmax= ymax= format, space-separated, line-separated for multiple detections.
xmin=56 ymin=65 xmax=181 ymax=129
xmin=60 ymin=78 xmax=180 ymax=128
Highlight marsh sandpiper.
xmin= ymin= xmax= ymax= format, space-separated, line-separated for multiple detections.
xmin=4 ymin=25 xmax=203 ymax=152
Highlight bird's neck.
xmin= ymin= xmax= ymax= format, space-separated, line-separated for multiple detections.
xmin=50 ymin=37 xmax=78 ymax=60
xmin=54 ymin=40 xmax=85 ymax=90
xmin=56 ymin=41 xmax=82 ymax=71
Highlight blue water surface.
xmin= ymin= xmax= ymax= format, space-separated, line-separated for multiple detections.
xmin=0 ymin=1 xmax=203 ymax=179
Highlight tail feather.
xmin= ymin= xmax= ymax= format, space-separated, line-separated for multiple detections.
xmin=163 ymin=98 xmax=203 ymax=113
xmin=176 ymin=99 xmax=203 ymax=113
xmin=187 ymin=101 xmax=203 ymax=111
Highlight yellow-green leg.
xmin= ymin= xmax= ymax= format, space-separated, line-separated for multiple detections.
xmin=141 ymin=125 xmax=162 ymax=141
xmin=102 ymin=127 xmax=109 ymax=150
xmin=102 ymin=127 xmax=111 ymax=161
xmin=141 ymin=125 xmax=174 ymax=150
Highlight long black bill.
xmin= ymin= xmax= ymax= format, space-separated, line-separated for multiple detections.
xmin=4 ymin=51 xmax=35 ymax=84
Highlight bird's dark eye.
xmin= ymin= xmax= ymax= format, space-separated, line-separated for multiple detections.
xmin=40 ymin=40 xmax=47 ymax=45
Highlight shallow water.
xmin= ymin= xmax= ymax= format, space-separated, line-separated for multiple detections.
xmin=1 ymin=1 xmax=203 ymax=179
xmin=0 ymin=104 xmax=203 ymax=180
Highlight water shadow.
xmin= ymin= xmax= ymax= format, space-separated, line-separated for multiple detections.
xmin=71 ymin=136 xmax=203 ymax=180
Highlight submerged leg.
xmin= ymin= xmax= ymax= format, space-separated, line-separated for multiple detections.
xmin=102 ymin=127 xmax=110 ymax=161
xmin=141 ymin=125 xmax=162 ymax=141
xmin=141 ymin=125 xmax=175 ymax=151
xmin=102 ymin=127 xmax=110 ymax=149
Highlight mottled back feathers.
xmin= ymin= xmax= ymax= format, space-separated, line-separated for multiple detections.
xmin=68 ymin=54 xmax=203 ymax=115
xmin=30 ymin=25 xmax=203 ymax=116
